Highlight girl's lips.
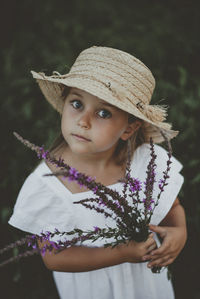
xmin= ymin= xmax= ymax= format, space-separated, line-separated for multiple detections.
xmin=71 ymin=134 xmax=91 ymax=142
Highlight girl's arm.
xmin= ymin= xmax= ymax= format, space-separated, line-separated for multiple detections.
xmin=143 ymin=198 xmax=187 ymax=268
xmin=37 ymin=234 xmax=156 ymax=272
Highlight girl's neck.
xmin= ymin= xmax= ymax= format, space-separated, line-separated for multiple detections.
xmin=49 ymin=143 xmax=127 ymax=193
xmin=54 ymin=143 xmax=126 ymax=179
xmin=66 ymin=144 xmax=116 ymax=167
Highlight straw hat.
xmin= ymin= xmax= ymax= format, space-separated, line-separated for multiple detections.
xmin=31 ymin=46 xmax=178 ymax=143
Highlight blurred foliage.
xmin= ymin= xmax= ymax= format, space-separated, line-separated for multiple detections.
xmin=0 ymin=0 xmax=200 ymax=298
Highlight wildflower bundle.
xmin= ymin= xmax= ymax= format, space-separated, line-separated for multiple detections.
xmin=0 ymin=132 xmax=172 ymax=273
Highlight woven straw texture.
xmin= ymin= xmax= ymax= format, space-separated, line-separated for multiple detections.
xmin=31 ymin=46 xmax=178 ymax=143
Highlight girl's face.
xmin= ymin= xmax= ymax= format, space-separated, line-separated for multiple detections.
xmin=61 ymin=88 xmax=140 ymax=157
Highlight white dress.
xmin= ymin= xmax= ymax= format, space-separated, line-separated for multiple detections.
xmin=8 ymin=143 xmax=184 ymax=299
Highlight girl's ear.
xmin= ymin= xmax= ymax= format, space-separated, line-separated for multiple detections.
xmin=120 ymin=120 xmax=142 ymax=141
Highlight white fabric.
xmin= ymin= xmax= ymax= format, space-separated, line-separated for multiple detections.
xmin=8 ymin=143 xmax=184 ymax=299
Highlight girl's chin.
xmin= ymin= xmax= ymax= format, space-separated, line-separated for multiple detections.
xmin=65 ymin=139 xmax=115 ymax=157
xmin=67 ymin=144 xmax=110 ymax=156
xmin=67 ymin=144 xmax=94 ymax=155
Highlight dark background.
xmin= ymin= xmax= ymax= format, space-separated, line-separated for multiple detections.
xmin=0 ymin=0 xmax=200 ymax=298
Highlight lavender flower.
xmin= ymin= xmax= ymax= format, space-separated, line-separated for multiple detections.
xmin=143 ymin=138 xmax=157 ymax=218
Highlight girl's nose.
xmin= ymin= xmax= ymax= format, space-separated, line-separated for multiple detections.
xmin=77 ymin=112 xmax=91 ymax=129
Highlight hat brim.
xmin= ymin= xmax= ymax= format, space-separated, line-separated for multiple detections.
xmin=31 ymin=71 xmax=178 ymax=143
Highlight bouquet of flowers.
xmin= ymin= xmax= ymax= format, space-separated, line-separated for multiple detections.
xmin=0 ymin=132 xmax=172 ymax=273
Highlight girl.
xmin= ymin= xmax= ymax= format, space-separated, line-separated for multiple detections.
xmin=8 ymin=46 xmax=187 ymax=299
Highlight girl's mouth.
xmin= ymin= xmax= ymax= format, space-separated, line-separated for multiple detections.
xmin=71 ymin=134 xmax=91 ymax=142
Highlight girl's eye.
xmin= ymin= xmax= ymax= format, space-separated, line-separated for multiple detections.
xmin=70 ymin=100 xmax=82 ymax=109
xmin=97 ymin=109 xmax=112 ymax=119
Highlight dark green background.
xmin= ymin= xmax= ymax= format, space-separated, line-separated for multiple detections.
xmin=0 ymin=0 xmax=200 ymax=298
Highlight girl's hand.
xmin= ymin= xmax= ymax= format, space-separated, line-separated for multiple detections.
xmin=142 ymin=224 xmax=187 ymax=268
xmin=120 ymin=233 xmax=157 ymax=263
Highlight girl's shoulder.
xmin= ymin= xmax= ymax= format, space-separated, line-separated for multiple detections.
xmin=131 ymin=143 xmax=184 ymax=224
xmin=14 ymin=160 xmax=75 ymax=205
xmin=8 ymin=161 xmax=75 ymax=235
xmin=15 ymin=161 xmax=57 ymax=201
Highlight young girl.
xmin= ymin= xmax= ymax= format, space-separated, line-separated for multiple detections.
xmin=8 ymin=46 xmax=187 ymax=299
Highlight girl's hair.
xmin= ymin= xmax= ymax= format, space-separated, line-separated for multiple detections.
xmin=48 ymin=86 xmax=146 ymax=166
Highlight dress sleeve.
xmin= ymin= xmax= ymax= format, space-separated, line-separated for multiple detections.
xmin=150 ymin=144 xmax=184 ymax=225
xmin=8 ymin=162 xmax=75 ymax=235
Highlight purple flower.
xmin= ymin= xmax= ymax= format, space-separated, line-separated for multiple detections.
xmin=86 ymin=176 xmax=93 ymax=183
xmin=37 ymin=147 xmax=49 ymax=159
xmin=98 ymin=198 xmax=106 ymax=207
xmin=129 ymin=178 xmax=142 ymax=192
xmin=37 ymin=147 xmax=44 ymax=158
xmin=27 ymin=236 xmax=38 ymax=250
xmin=32 ymin=243 xmax=37 ymax=249
xmin=78 ymin=181 xmax=85 ymax=188
xmin=69 ymin=167 xmax=79 ymax=178
xmin=93 ymin=186 xmax=98 ymax=194
xmin=94 ymin=226 xmax=100 ymax=232
xmin=57 ymin=157 xmax=64 ymax=167
xmin=49 ymin=241 xmax=60 ymax=250
xmin=67 ymin=167 xmax=79 ymax=182
xmin=42 ymin=150 xmax=49 ymax=159
xmin=159 ymin=179 xmax=165 ymax=191
xmin=44 ymin=231 xmax=51 ymax=241
xmin=41 ymin=244 xmax=48 ymax=256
